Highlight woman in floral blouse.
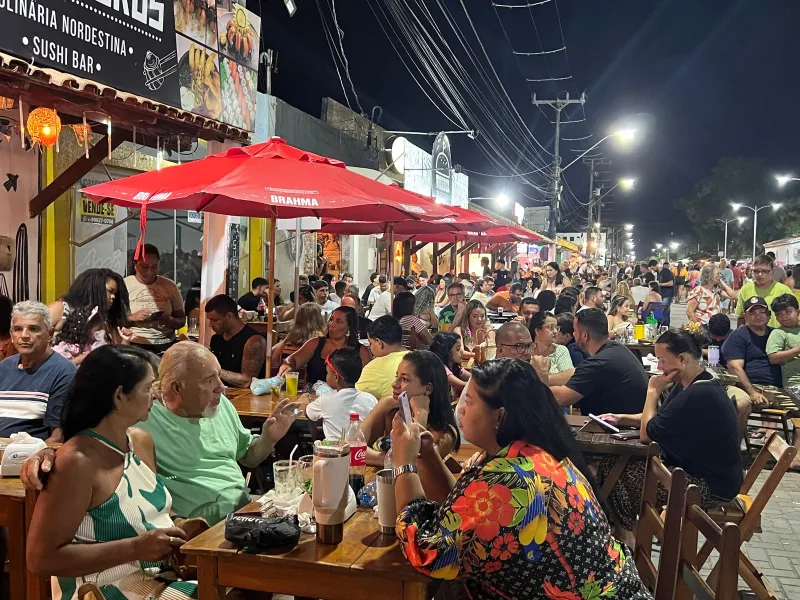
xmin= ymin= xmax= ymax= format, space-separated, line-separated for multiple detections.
xmin=391 ymin=359 xmax=652 ymax=600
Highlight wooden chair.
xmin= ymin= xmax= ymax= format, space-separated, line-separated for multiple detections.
xmin=633 ymin=443 xmax=688 ymax=600
xmin=697 ymin=432 xmax=795 ymax=600
xmin=676 ymin=486 xmax=740 ymax=600
xmin=744 ymin=408 xmax=792 ymax=454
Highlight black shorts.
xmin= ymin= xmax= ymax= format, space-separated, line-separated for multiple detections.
xmin=675 ymin=276 xmax=686 ymax=286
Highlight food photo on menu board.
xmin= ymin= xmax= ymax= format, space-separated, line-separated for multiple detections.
xmin=216 ymin=0 xmax=261 ymax=71
xmin=175 ymin=34 xmax=222 ymax=120
xmin=174 ymin=0 xmax=218 ymax=49
xmin=219 ymin=58 xmax=257 ymax=131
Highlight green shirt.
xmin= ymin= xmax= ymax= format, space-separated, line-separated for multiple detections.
xmin=137 ymin=396 xmax=256 ymax=525
xmin=736 ymin=281 xmax=794 ymax=328
xmin=766 ymin=327 xmax=800 ymax=388
xmin=550 ymin=344 xmax=575 ymax=373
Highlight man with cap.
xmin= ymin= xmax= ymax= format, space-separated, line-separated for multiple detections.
xmin=722 ymin=296 xmax=782 ymax=408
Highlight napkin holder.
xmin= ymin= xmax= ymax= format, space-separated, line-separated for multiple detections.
xmin=1 ymin=433 xmax=46 ymax=477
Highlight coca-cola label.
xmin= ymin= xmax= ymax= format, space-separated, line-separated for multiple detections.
xmin=350 ymin=443 xmax=367 ymax=466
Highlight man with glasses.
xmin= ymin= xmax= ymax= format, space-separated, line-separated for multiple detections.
xmin=125 ymin=244 xmax=186 ymax=355
xmin=735 ymin=255 xmax=793 ymax=327
xmin=438 ymin=282 xmax=467 ymax=331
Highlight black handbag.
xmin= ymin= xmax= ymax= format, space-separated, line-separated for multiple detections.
xmin=224 ymin=513 xmax=302 ymax=553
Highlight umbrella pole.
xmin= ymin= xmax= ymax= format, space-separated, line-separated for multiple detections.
xmin=266 ymin=217 xmax=277 ymax=373
xmin=294 ymin=218 xmax=301 ymax=313
xmin=387 ymin=223 xmax=395 ymax=305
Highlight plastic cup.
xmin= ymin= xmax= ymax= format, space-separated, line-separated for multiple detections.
xmin=634 ymin=324 xmax=645 ymax=341
xmin=273 ymin=460 xmax=296 ymax=498
xmin=708 ymin=345 xmax=720 ymax=367
xmin=286 ymin=372 xmax=299 ymax=397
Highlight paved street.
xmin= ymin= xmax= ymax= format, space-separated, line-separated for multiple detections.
xmin=740 ymin=471 xmax=800 ymax=599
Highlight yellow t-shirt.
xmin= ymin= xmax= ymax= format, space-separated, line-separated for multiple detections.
xmin=355 ymin=350 xmax=408 ymax=400
xmin=736 ymin=281 xmax=794 ymax=327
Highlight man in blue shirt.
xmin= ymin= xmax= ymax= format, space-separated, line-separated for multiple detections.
xmin=722 ymin=296 xmax=781 ymax=408
xmin=0 ymin=301 xmax=75 ymax=441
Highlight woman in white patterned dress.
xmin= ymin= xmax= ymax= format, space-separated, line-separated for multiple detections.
xmin=27 ymin=345 xmax=197 ymax=600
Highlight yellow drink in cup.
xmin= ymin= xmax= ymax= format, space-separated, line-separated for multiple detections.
xmin=286 ymin=371 xmax=299 ymax=397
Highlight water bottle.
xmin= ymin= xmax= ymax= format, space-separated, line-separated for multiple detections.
xmin=384 ymin=444 xmax=394 ymax=471
xmin=344 ymin=413 xmax=367 ymax=500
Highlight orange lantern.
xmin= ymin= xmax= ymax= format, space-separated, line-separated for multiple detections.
xmin=26 ymin=107 xmax=61 ymax=148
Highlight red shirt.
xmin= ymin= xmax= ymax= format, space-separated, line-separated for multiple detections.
xmin=732 ymin=266 xmax=744 ymax=289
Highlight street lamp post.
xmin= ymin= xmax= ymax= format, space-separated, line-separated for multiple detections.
xmin=776 ymin=174 xmax=800 ymax=188
xmin=714 ymin=216 xmax=747 ymax=259
xmin=731 ymin=203 xmax=782 ymax=262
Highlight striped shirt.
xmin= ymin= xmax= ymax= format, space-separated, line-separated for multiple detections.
xmin=0 ymin=352 xmax=76 ymax=439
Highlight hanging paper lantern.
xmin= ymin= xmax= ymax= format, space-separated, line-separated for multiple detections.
xmin=26 ymin=107 xmax=61 ymax=149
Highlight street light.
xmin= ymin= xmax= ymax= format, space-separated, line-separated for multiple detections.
xmin=714 ymin=216 xmax=747 ymax=259
xmin=562 ymin=129 xmax=638 ymax=172
xmin=775 ymin=174 xmax=800 ymax=188
xmin=731 ymin=202 xmax=782 ymax=261
xmin=469 ymin=194 xmax=510 ymax=209
xmin=624 ymin=223 xmax=634 ymax=231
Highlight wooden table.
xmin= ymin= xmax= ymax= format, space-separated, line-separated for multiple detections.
xmin=181 ymin=501 xmax=433 ymax=600
xmin=565 ymin=415 xmax=650 ymax=500
xmin=0 ymin=440 xmax=59 ymax=600
xmin=226 ymin=388 xmax=313 ymax=421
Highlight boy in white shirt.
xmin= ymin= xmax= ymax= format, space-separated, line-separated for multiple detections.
xmin=305 ymin=348 xmax=377 ymax=439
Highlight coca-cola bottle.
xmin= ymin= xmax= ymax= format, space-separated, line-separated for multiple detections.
xmin=257 ymin=297 xmax=266 ymax=321
xmin=344 ymin=412 xmax=367 ymax=499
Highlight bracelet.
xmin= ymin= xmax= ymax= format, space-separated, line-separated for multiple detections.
xmin=393 ymin=464 xmax=418 ymax=479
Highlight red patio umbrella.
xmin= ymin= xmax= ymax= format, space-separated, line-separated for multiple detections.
xmin=405 ymin=225 xmax=549 ymax=244
xmin=80 ymin=137 xmax=456 ymax=222
xmin=319 ymin=204 xmax=503 ymax=236
xmin=80 ymin=137 xmax=457 ymax=369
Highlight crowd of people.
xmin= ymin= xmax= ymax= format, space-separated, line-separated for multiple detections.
xmin=3 ymin=247 xmax=800 ymax=598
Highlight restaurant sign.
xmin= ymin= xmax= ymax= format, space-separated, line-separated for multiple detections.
xmin=0 ymin=0 xmax=259 ymax=131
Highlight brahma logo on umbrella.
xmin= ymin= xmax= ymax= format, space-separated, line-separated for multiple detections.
xmin=270 ymin=195 xmax=319 ymax=207
xmin=399 ymin=204 xmax=425 ymax=214
xmin=131 ymin=191 xmax=172 ymax=201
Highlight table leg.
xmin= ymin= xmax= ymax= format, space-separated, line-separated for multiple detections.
xmin=5 ymin=500 xmax=26 ymax=600
xmin=599 ymin=455 xmax=631 ymax=500
xmin=197 ymin=555 xmax=225 ymax=600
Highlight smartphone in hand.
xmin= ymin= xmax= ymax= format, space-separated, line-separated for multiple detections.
xmin=148 ymin=310 xmax=165 ymax=321
xmin=398 ymin=391 xmax=413 ymax=426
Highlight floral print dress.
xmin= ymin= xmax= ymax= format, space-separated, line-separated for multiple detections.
xmin=396 ymin=441 xmax=652 ymax=600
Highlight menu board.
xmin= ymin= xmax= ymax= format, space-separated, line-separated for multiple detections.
xmin=0 ymin=0 xmax=259 ymax=131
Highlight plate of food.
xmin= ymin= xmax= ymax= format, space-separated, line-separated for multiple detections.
xmin=220 ymin=58 xmax=256 ymax=131
xmin=177 ymin=39 xmax=222 ymax=120
xmin=217 ymin=4 xmax=260 ymax=70
xmin=174 ymin=0 xmax=216 ymax=46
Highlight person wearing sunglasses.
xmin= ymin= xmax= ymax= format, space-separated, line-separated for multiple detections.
xmin=306 ymin=348 xmax=377 ymax=439
xmin=735 ymin=254 xmax=793 ymax=328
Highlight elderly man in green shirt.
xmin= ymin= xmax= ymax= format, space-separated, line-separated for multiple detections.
xmin=736 ymin=255 xmax=793 ymax=328
xmin=21 ymin=342 xmax=299 ymax=525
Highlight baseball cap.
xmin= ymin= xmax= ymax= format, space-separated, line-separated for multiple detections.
xmin=745 ymin=296 xmax=769 ymax=312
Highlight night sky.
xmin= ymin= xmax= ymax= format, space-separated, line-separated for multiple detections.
xmin=256 ymin=0 xmax=800 ymax=257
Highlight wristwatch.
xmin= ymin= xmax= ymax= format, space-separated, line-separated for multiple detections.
xmin=393 ymin=464 xmax=418 ymax=479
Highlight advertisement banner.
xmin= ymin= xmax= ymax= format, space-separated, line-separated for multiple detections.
xmin=0 ymin=0 xmax=258 ymax=130
xmin=431 ymin=132 xmax=452 ymax=205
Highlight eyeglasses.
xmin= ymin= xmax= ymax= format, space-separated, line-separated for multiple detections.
xmin=324 ymin=355 xmax=344 ymax=380
xmin=497 ymin=342 xmax=533 ymax=354
xmin=753 ymin=269 xmax=772 ymax=275
xmin=540 ymin=324 xmax=558 ymax=332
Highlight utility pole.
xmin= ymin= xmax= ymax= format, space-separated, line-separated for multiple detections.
xmin=582 ymin=157 xmax=610 ymax=259
xmin=532 ymin=93 xmax=586 ymax=250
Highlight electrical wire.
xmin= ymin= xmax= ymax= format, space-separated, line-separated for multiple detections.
xmin=328 ymin=0 xmax=364 ymax=114
xmin=317 ymin=0 xmax=352 ymax=109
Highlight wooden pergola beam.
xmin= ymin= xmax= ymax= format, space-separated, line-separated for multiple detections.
xmin=29 ymin=129 xmax=130 ymax=217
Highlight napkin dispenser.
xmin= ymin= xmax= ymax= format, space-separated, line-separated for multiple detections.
xmin=1 ymin=433 xmax=46 ymax=477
